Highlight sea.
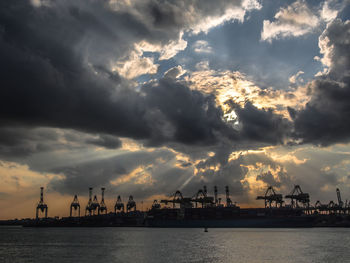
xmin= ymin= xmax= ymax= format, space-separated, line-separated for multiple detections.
xmin=1 ymin=226 xmax=350 ymax=263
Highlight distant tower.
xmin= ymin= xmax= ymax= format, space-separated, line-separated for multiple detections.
xmin=36 ymin=187 xmax=48 ymax=219
xmin=70 ymin=195 xmax=80 ymax=217
xmin=99 ymin=188 xmax=107 ymax=215
xmin=214 ymin=186 xmax=218 ymax=205
xmin=336 ymin=188 xmax=343 ymax=207
xmin=225 ymin=185 xmax=233 ymax=207
xmin=203 ymin=185 xmax=207 ymax=197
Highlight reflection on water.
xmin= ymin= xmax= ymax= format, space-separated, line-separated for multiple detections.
xmin=1 ymin=227 xmax=350 ymax=263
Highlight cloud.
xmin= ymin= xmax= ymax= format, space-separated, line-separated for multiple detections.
xmin=317 ymin=19 xmax=350 ymax=77
xmin=113 ymin=50 xmax=159 ymax=79
xmin=186 ymin=69 xmax=308 ymax=118
xmin=142 ymin=78 xmax=239 ymax=146
xmin=289 ymin=70 xmax=304 ymax=84
xmin=163 ymin=65 xmax=186 ymax=79
xmin=228 ymin=101 xmax=292 ymax=145
xmin=193 ymin=40 xmax=213 ymax=53
xmin=48 ymin=148 xmax=194 ymax=198
xmin=0 ymin=0 xmax=264 ymax=150
xmin=3 ymin=0 xmax=350 ymax=214
xmin=256 ymin=171 xmax=282 ymax=187
xmin=116 ymin=0 xmax=261 ymax=34
xmin=110 ymin=0 xmax=260 ymax=60
xmin=85 ymin=134 xmax=122 ymax=149
xmin=291 ymin=19 xmax=350 ymax=145
xmin=261 ymin=0 xmax=320 ymax=42
xmin=320 ymin=0 xmax=346 ymax=23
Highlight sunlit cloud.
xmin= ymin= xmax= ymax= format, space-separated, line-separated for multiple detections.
xmin=261 ymin=0 xmax=320 ymax=42
xmin=289 ymin=71 xmax=304 ymax=84
xmin=110 ymin=165 xmax=155 ymax=186
xmin=163 ymin=65 xmax=186 ymax=79
xmin=193 ymin=40 xmax=213 ymax=53
xmin=185 ymin=69 xmax=309 ymax=118
xmin=113 ymin=50 xmax=159 ymax=79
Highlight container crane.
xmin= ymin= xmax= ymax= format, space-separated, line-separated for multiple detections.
xmin=192 ymin=187 xmax=214 ymax=208
xmin=91 ymin=195 xmax=100 ymax=215
xmin=114 ymin=195 xmax=124 ymax=213
xmin=36 ymin=187 xmax=48 ymax=219
xmin=285 ymin=185 xmax=310 ymax=209
xmin=256 ymin=186 xmax=283 ymax=208
xmin=98 ymin=187 xmax=107 ymax=215
xmin=314 ymin=200 xmax=329 ymax=214
xmin=336 ymin=188 xmax=344 ymax=213
xmin=70 ymin=195 xmax=80 ymax=217
xmin=151 ymin=200 xmax=161 ymax=209
xmin=225 ymin=185 xmax=234 ymax=207
xmin=160 ymin=190 xmax=192 ymax=208
xmin=85 ymin=188 xmax=100 ymax=216
xmin=127 ymin=195 xmax=136 ymax=212
xmin=85 ymin=187 xmax=93 ymax=216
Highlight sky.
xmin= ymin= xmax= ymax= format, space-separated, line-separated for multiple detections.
xmin=0 ymin=0 xmax=350 ymax=219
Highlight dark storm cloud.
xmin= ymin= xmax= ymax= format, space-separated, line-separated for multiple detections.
xmin=85 ymin=134 xmax=122 ymax=149
xmin=255 ymin=170 xmax=292 ymax=188
xmin=0 ymin=0 xmax=152 ymax=139
xmin=291 ymin=19 xmax=350 ymax=145
xmin=2 ymin=0 xmax=336 ymax=204
xmin=256 ymin=171 xmax=280 ymax=187
xmin=227 ymin=101 xmax=292 ymax=145
xmin=0 ymin=0 xmax=264 ymax=151
xmin=0 ymin=126 xmax=122 ymax=163
xmin=142 ymin=78 xmax=239 ymax=146
xmin=0 ymin=127 xmax=60 ymax=158
xmin=124 ymin=0 xmax=251 ymax=31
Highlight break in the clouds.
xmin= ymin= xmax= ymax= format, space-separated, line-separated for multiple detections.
xmin=0 ymin=0 xmax=350 ymax=218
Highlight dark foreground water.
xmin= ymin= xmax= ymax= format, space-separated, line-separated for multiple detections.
xmin=1 ymin=227 xmax=350 ymax=263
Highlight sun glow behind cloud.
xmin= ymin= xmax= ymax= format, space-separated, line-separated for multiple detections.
xmin=186 ymin=69 xmax=309 ymax=119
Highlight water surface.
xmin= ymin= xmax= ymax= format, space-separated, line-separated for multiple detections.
xmin=1 ymin=227 xmax=349 ymax=263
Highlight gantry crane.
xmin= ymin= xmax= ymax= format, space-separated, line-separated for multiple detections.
xmin=314 ymin=200 xmax=329 ymax=214
xmin=85 ymin=187 xmax=100 ymax=216
xmin=98 ymin=187 xmax=107 ymax=215
xmin=114 ymin=195 xmax=124 ymax=213
xmin=70 ymin=195 xmax=80 ymax=217
xmin=151 ymin=200 xmax=161 ymax=209
xmin=160 ymin=190 xmax=192 ymax=208
xmin=285 ymin=185 xmax=310 ymax=209
xmin=92 ymin=194 xmax=100 ymax=215
xmin=36 ymin=187 xmax=48 ymax=219
xmin=336 ymin=188 xmax=344 ymax=213
xmin=192 ymin=189 xmax=206 ymax=208
xmin=192 ymin=186 xmax=214 ymax=208
xmin=126 ymin=195 xmax=136 ymax=212
xmin=225 ymin=185 xmax=235 ymax=207
xmin=203 ymin=185 xmax=208 ymax=196
xmin=85 ymin=187 xmax=93 ymax=216
xmin=256 ymin=186 xmax=283 ymax=208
